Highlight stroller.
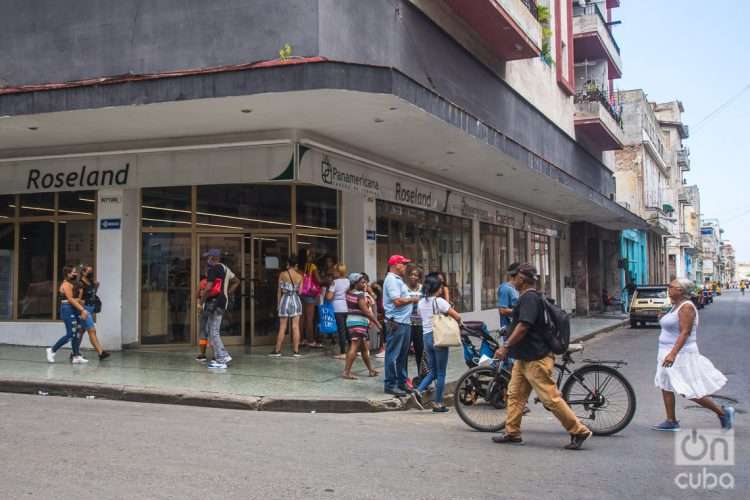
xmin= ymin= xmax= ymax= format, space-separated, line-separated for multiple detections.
xmin=460 ymin=321 xmax=503 ymax=368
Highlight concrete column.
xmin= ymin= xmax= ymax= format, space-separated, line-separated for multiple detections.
xmin=94 ymin=188 xmax=138 ymax=350
xmin=341 ymin=191 xmax=377 ymax=279
xmin=570 ymin=222 xmax=589 ymax=315
xmin=472 ymin=217 xmax=481 ymax=313
xmin=558 ymin=228 xmax=574 ymax=312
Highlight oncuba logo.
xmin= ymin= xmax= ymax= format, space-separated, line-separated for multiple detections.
xmin=27 ymin=163 xmax=131 ymax=190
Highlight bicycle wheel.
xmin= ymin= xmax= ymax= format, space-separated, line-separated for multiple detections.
xmin=561 ymin=364 xmax=636 ymax=436
xmin=454 ymin=365 xmax=509 ymax=432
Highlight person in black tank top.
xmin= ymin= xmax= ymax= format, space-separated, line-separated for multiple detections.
xmin=47 ymin=266 xmax=87 ymax=363
xmin=79 ymin=265 xmax=110 ymax=360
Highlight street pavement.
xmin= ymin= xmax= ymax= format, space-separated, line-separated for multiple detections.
xmin=1 ymin=291 xmax=746 ymax=499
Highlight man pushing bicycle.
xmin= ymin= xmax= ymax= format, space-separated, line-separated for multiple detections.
xmin=492 ymin=263 xmax=592 ymax=450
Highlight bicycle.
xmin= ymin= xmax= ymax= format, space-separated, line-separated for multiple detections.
xmin=454 ymin=343 xmax=636 ymax=436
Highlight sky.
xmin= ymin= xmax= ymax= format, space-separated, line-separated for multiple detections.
xmin=614 ymin=0 xmax=750 ymax=262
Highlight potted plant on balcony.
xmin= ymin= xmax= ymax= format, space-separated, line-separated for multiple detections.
xmin=537 ymin=5 xmax=553 ymax=66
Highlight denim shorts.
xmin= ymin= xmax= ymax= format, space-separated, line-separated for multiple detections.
xmin=300 ymin=295 xmax=319 ymax=305
xmin=80 ymin=305 xmax=96 ymax=330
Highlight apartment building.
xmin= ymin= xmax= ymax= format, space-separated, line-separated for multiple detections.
xmin=0 ymin=0 xmax=645 ymax=349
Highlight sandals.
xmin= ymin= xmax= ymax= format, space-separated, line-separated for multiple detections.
xmin=368 ymin=369 xmax=380 ymax=377
xmin=342 ymin=373 xmax=358 ymax=380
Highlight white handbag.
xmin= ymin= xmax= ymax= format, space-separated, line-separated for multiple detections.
xmin=431 ymin=299 xmax=461 ymax=347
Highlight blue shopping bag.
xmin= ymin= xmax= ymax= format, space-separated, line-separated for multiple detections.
xmin=317 ymin=301 xmax=338 ymax=335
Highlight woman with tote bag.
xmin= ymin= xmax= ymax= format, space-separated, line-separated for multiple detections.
xmin=413 ymin=273 xmax=462 ymax=412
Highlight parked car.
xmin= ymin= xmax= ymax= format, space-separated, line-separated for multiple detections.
xmin=629 ymin=285 xmax=671 ymax=328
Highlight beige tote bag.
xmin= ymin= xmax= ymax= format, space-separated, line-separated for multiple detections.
xmin=432 ymin=299 xmax=461 ymax=347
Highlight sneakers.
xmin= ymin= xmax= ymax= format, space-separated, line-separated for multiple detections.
xmin=719 ymin=406 xmax=736 ymax=430
xmin=411 ymin=390 xmax=424 ymax=410
xmin=99 ymin=351 xmax=111 ymax=361
xmin=491 ymin=433 xmax=523 ymax=445
xmin=292 ymin=352 xmax=302 ymax=358
xmin=385 ymin=387 xmax=407 ymax=397
xmin=195 ymin=354 xmax=208 ymax=362
xmin=222 ymin=355 xmax=232 ymax=365
xmin=268 ymin=351 xmax=282 ymax=358
xmin=564 ymin=430 xmax=592 ymax=450
xmin=207 ymin=360 xmax=228 ymax=369
xmin=71 ymin=356 xmax=89 ymax=364
xmin=652 ymin=420 xmax=681 ymax=432
xmin=432 ymin=405 xmax=450 ymax=413
xmin=46 ymin=348 xmax=56 ymax=363
xmin=375 ymin=350 xmax=386 ymax=359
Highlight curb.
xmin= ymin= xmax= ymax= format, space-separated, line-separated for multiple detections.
xmin=571 ymin=319 xmax=629 ymax=344
xmin=0 ymin=377 xmax=413 ymax=413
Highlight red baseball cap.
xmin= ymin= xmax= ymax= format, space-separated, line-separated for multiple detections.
xmin=388 ymin=255 xmax=411 ymax=266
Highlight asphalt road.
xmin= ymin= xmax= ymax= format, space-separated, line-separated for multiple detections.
xmin=1 ymin=291 xmax=747 ymax=500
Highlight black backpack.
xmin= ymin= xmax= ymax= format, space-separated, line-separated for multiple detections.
xmin=537 ymin=292 xmax=570 ymax=355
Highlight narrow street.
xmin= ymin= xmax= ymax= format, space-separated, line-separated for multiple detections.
xmin=1 ymin=291 xmax=746 ymax=500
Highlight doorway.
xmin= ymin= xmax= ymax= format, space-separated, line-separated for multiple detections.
xmin=197 ymin=234 xmax=244 ymax=345
xmin=245 ymin=234 xmax=290 ymax=346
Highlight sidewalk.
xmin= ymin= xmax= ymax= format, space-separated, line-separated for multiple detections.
xmin=0 ymin=315 xmax=627 ymax=412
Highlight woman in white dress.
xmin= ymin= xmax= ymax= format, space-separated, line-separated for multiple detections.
xmin=653 ymin=278 xmax=735 ymax=431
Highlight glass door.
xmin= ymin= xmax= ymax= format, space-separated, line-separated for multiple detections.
xmin=197 ymin=234 xmax=244 ymax=345
xmin=248 ymin=234 xmax=290 ymax=346
xmin=141 ymin=233 xmax=192 ymax=344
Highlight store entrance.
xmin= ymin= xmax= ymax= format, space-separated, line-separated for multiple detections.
xmin=196 ymin=233 xmax=290 ymax=348
xmin=197 ymin=234 xmax=244 ymax=345
xmin=245 ymin=234 xmax=290 ymax=346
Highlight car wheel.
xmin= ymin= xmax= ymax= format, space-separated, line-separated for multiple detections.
xmin=630 ymin=319 xmax=637 ymax=328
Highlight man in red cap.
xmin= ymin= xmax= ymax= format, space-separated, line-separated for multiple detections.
xmin=382 ymin=255 xmax=420 ymax=396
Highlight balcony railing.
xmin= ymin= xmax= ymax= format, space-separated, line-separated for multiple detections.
xmin=573 ymin=2 xmax=620 ymax=54
xmin=574 ymin=86 xmax=623 ymax=127
xmin=520 ymin=0 xmax=539 ymax=19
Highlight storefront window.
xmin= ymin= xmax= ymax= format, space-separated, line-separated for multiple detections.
xmin=376 ymin=200 xmax=473 ymax=312
xmin=0 ymin=195 xmax=15 ymax=218
xmin=18 ymin=222 xmax=55 ymax=319
xmin=296 ymin=185 xmax=338 ymax=229
xmin=142 ymin=187 xmax=192 ymax=228
xmin=514 ymin=229 xmax=528 ymax=263
xmin=0 ymin=224 xmax=13 ymax=319
xmin=58 ymin=220 xmax=96 ymax=270
xmin=58 ymin=191 xmax=96 ymax=216
xmin=531 ymin=233 xmax=552 ymax=297
xmin=197 ymin=184 xmax=291 ymax=230
xmin=297 ymin=233 xmax=339 ymax=279
xmin=19 ymin=193 xmax=55 ymax=217
xmin=480 ymin=223 xmax=509 ymax=310
xmin=141 ymin=233 xmax=192 ymax=344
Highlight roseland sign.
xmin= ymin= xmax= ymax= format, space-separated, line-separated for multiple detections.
xmin=0 ymin=155 xmax=138 ymax=194
xmin=0 ymin=144 xmax=295 ymax=194
xmin=26 ymin=163 xmax=131 ymax=190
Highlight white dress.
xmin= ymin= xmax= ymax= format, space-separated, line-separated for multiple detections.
xmin=654 ymin=301 xmax=726 ymax=399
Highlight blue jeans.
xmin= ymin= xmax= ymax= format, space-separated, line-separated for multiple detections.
xmin=417 ymin=332 xmax=450 ymax=404
xmin=384 ymin=321 xmax=411 ymax=391
xmin=52 ymin=303 xmax=82 ymax=356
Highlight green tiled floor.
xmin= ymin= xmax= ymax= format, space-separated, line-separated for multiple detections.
xmin=0 ymin=344 xmax=468 ymax=400
xmin=0 ymin=316 xmax=623 ymax=400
